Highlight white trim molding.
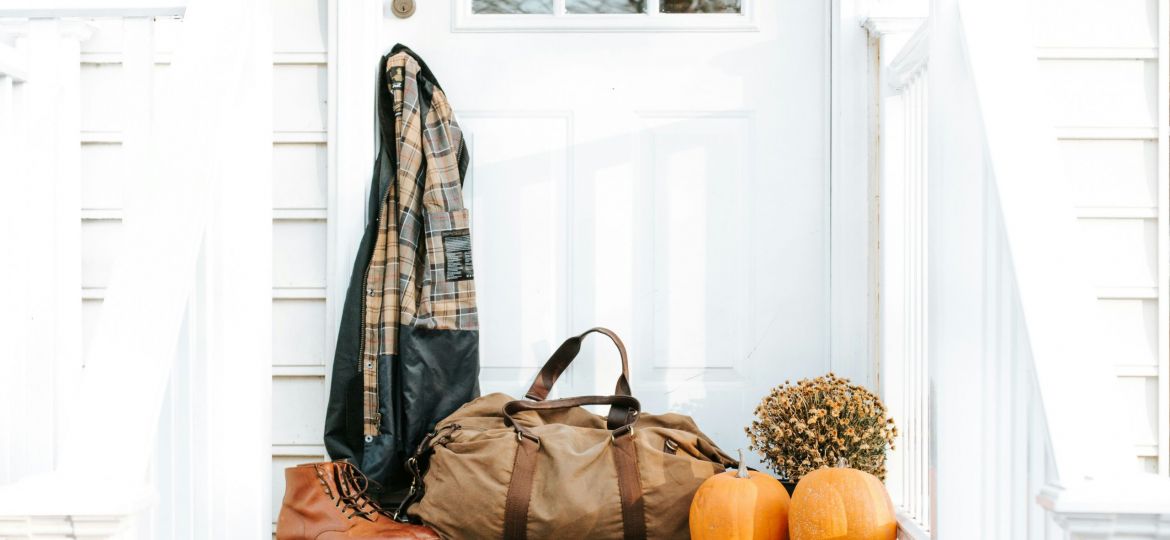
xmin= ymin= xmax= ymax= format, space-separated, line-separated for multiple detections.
xmin=0 ymin=483 xmax=153 ymax=540
xmin=0 ymin=1 xmax=186 ymax=18
xmin=886 ymin=25 xmax=928 ymax=91
xmin=450 ymin=0 xmax=758 ymax=32
xmin=1038 ymin=478 xmax=1170 ymax=539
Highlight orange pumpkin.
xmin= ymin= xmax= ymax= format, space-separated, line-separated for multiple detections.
xmin=788 ymin=466 xmax=896 ymax=540
xmin=689 ymin=450 xmax=790 ymax=540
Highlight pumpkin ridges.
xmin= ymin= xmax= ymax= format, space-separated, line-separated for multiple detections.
xmin=788 ymin=467 xmax=895 ymax=540
xmin=689 ymin=452 xmax=790 ymax=540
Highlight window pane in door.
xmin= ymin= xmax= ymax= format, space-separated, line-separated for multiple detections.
xmin=660 ymin=0 xmax=741 ymax=13
xmin=566 ymin=0 xmax=645 ymax=13
xmin=472 ymin=0 xmax=554 ymax=14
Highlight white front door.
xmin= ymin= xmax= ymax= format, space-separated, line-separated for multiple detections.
xmin=371 ymin=0 xmax=831 ymax=461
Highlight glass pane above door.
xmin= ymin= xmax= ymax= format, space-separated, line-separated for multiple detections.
xmin=472 ymin=0 xmax=554 ymax=14
xmin=565 ymin=0 xmax=645 ymax=14
xmin=659 ymin=0 xmax=741 ymax=13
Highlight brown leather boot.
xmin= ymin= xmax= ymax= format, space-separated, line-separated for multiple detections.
xmin=276 ymin=460 xmax=440 ymax=540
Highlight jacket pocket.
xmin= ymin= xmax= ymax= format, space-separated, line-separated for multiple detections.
xmin=420 ymin=208 xmax=477 ymax=330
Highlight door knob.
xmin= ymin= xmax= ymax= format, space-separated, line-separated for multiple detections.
xmin=391 ymin=0 xmax=415 ymax=18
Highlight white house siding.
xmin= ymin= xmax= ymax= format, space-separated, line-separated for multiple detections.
xmin=1029 ymin=0 xmax=1169 ymax=474
xmin=269 ymin=0 xmax=331 ymax=534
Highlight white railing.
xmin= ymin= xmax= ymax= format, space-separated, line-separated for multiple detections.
xmin=872 ymin=0 xmax=1170 ymax=537
xmin=879 ymin=23 xmax=931 ymax=534
xmin=0 ymin=2 xmax=275 ymax=538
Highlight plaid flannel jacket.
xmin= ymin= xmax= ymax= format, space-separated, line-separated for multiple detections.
xmin=325 ymin=45 xmax=480 ymax=503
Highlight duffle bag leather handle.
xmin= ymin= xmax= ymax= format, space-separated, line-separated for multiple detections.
xmin=503 ymin=394 xmax=642 ymax=441
xmin=523 ymin=327 xmax=634 ymax=430
xmin=524 ymin=327 xmax=631 ymax=401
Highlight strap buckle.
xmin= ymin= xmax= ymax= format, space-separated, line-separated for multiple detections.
xmin=610 ymin=426 xmax=635 ymax=443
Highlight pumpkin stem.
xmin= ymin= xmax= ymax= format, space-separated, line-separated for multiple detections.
xmin=736 ymin=449 xmax=750 ymax=478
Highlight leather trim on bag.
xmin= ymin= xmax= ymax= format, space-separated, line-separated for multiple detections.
xmin=612 ymin=433 xmax=647 ymax=540
xmin=503 ymin=436 xmax=540 ymax=540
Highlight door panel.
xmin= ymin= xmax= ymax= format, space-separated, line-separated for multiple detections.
xmin=462 ymin=114 xmax=572 ymax=393
xmin=376 ymin=0 xmax=829 ymax=459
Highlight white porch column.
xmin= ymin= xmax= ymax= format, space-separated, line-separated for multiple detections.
xmin=197 ymin=0 xmax=273 ymax=533
xmin=3 ymin=17 xmax=92 ymax=480
xmin=0 ymin=28 xmax=29 ymax=488
xmin=52 ymin=19 xmax=91 ymax=468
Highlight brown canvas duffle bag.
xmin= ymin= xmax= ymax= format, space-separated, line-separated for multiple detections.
xmin=394 ymin=327 xmax=737 ymax=539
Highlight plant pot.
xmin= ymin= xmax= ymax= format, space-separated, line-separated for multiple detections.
xmin=781 ymin=481 xmax=797 ymax=496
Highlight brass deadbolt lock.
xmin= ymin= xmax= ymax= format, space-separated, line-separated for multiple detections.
xmin=392 ymin=0 xmax=415 ymax=18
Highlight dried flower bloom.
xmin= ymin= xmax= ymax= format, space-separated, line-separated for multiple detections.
xmin=745 ymin=373 xmax=898 ymax=482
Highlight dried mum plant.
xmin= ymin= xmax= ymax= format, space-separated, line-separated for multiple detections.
xmin=746 ymin=373 xmax=898 ymax=482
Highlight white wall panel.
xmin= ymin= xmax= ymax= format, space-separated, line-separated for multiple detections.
xmin=272 ymin=220 xmax=326 ymax=288
xmin=1097 ymin=299 xmax=1160 ymax=368
xmin=1117 ymin=376 xmax=1160 ymax=448
xmin=80 ymin=142 xmax=125 ymax=209
xmin=80 ymin=63 xmax=126 ymax=133
xmin=273 ymin=143 xmax=327 ymax=209
xmin=80 ymin=219 xmax=123 ymax=288
xmin=269 ymin=0 xmax=329 ymax=529
xmin=80 ymin=19 xmax=126 ymax=53
xmin=460 ymin=115 xmax=569 ymax=394
xmin=1077 ymin=218 xmax=1157 ymax=287
xmin=272 ymin=64 xmax=326 ymax=133
xmin=1031 ymin=0 xmax=1157 ymax=48
xmin=1039 ymin=60 xmax=1157 ymax=128
xmin=1031 ymin=0 xmax=1169 ymax=477
xmin=272 ymin=299 xmax=326 ymax=366
xmin=81 ymin=298 xmax=102 ymax=364
xmin=273 ymin=0 xmax=326 ymax=53
xmin=152 ymin=64 xmax=174 ymax=111
xmin=272 ymin=377 xmax=326 ymax=445
xmin=152 ymin=18 xmax=183 ymax=54
xmin=1060 ymin=139 xmax=1157 ymax=208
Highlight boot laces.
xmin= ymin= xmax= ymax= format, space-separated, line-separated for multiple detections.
xmin=329 ymin=461 xmax=384 ymax=521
